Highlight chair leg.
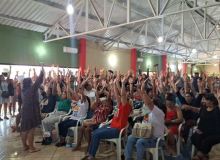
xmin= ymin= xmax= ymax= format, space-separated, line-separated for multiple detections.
xmin=152 ymin=149 xmax=158 ymax=160
xmin=73 ymin=128 xmax=78 ymax=144
xmin=191 ymin=145 xmax=195 ymax=158
xmin=110 ymin=142 xmax=113 ymax=150
xmin=116 ymin=139 xmax=121 ymax=160
xmin=159 ymin=148 xmax=165 ymax=160
xmin=55 ymin=123 xmax=59 ymax=138
xmin=145 ymin=151 xmax=150 ymax=160
xmin=176 ymin=138 xmax=180 ymax=156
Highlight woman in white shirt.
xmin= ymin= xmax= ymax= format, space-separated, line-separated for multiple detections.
xmin=124 ymin=80 xmax=165 ymax=160
xmin=56 ymin=87 xmax=90 ymax=147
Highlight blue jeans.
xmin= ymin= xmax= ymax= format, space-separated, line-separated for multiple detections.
xmin=58 ymin=119 xmax=77 ymax=138
xmin=124 ymin=135 xmax=164 ymax=160
xmin=88 ymin=126 xmax=120 ymax=158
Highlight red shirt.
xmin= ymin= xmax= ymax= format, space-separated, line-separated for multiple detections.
xmin=92 ymin=102 xmax=112 ymax=124
xmin=111 ymin=102 xmax=131 ymax=133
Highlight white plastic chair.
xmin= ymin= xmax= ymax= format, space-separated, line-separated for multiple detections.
xmin=145 ymin=127 xmax=168 ymax=160
xmin=99 ymin=120 xmax=128 ymax=160
xmin=191 ymin=118 xmax=200 ymax=158
xmin=64 ymin=114 xmax=87 ymax=144
xmin=174 ymin=119 xmax=185 ymax=156
xmin=42 ymin=108 xmax=72 ymax=138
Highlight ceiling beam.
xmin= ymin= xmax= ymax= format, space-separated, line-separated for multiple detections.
xmin=0 ymin=14 xmax=51 ymax=28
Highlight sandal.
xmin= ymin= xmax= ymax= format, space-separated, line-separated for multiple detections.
xmin=4 ymin=116 xmax=9 ymax=120
xmin=0 ymin=118 xmax=3 ymax=121
xmin=29 ymin=148 xmax=41 ymax=153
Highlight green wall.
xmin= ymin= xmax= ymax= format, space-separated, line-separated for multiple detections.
xmin=0 ymin=25 xmax=79 ymax=68
xmin=136 ymin=51 xmax=163 ymax=72
xmin=186 ymin=64 xmax=205 ymax=75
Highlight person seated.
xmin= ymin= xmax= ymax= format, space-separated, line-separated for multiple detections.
xmin=124 ymin=79 xmax=165 ymax=160
xmin=42 ymin=77 xmax=72 ymax=133
xmin=182 ymin=93 xmax=220 ymax=160
xmin=40 ymin=81 xmax=57 ymax=119
xmin=164 ymin=93 xmax=183 ymax=157
xmin=175 ymin=78 xmax=203 ymax=143
xmin=84 ymin=75 xmax=133 ymax=160
xmin=82 ymin=75 xmax=96 ymax=103
xmin=55 ymin=86 xmax=90 ymax=147
xmin=72 ymin=83 xmax=112 ymax=154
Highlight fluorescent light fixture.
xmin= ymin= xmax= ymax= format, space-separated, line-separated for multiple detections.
xmin=67 ymin=4 xmax=74 ymax=14
xmin=192 ymin=49 xmax=197 ymax=54
xmin=213 ymin=55 xmax=217 ymax=59
xmin=214 ymin=64 xmax=217 ymax=66
xmin=157 ymin=36 xmax=163 ymax=43
xmin=137 ymin=58 xmax=143 ymax=62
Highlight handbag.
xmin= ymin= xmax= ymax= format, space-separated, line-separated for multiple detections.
xmin=0 ymin=85 xmax=9 ymax=98
xmin=132 ymin=123 xmax=154 ymax=138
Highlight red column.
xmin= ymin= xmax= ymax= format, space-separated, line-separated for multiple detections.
xmin=183 ymin=59 xmax=186 ymax=74
xmin=162 ymin=55 xmax=167 ymax=75
xmin=131 ymin=49 xmax=137 ymax=73
xmin=79 ymin=38 xmax=86 ymax=76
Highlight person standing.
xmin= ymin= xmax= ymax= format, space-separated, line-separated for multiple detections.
xmin=20 ymin=66 xmax=44 ymax=153
xmin=0 ymin=66 xmax=11 ymax=120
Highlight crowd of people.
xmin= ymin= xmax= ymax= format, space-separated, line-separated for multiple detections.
xmin=1 ymin=62 xmax=220 ymax=160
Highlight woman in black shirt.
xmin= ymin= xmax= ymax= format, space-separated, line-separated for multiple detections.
xmin=182 ymin=93 xmax=220 ymax=160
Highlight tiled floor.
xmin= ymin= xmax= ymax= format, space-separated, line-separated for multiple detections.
xmin=1 ymin=116 xmax=220 ymax=160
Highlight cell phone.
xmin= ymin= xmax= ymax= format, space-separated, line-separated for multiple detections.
xmin=195 ymin=129 xmax=203 ymax=135
xmin=107 ymin=126 xmax=111 ymax=129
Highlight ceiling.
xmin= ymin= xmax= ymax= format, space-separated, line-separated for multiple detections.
xmin=0 ymin=0 xmax=220 ymax=64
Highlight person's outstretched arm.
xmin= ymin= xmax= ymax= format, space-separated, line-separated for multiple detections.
xmin=141 ymin=79 xmax=154 ymax=111
xmin=32 ymin=66 xmax=44 ymax=92
xmin=114 ymin=78 xmax=121 ymax=105
xmin=121 ymin=75 xmax=128 ymax=106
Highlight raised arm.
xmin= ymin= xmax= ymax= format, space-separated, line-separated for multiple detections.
xmin=95 ymin=83 xmax=101 ymax=103
xmin=196 ymin=66 xmax=202 ymax=78
xmin=121 ymin=74 xmax=128 ymax=106
xmin=114 ymin=78 xmax=121 ymax=105
xmin=138 ymin=64 xmax=142 ymax=76
xmin=176 ymin=61 xmax=180 ymax=78
xmin=141 ymin=79 xmax=154 ymax=111
xmin=7 ymin=65 xmax=11 ymax=79
xmin=32 ymin=66 xmax=44 ymax=92
xmin=189 ymin=78 xmax=197 ymax=96
xmin=128 ymin=77 xmax=134 ymax=99
xmin=66 ymin=76 xmax=71 ymax=100
xmin=28 ymin=68 xmax=31 ymax=78
xmin=214 ymin=88 xmax=220 ymax=110
xmin=52 ymin=79 xmax=56 ymax=96
xmin=190 ymin=66 xmax=193 ymax=77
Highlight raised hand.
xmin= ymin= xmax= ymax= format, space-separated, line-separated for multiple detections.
xmin=121 ymin=74 xmax=128 ymax=84
xmin=214 ymin=88 xmax=220 ymax=101
xmin=138 ymin=64 xmax=141 ymax=69
xmin=141 ymin=79 xmax=148 ymax=92
xmin=190 ymin=78 xmax=194 ymax=84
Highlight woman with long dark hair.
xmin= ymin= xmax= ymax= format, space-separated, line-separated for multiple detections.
xmin=182 ymin=93 xmax=220 ymax=160
xmin=20 ymin=66 xmax=44 ymax=153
